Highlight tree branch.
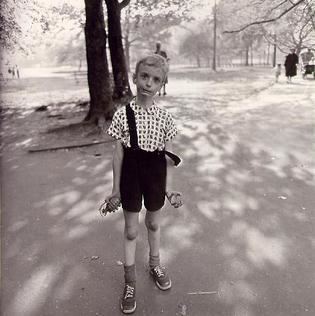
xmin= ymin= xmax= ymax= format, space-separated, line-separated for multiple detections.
xmin=129 ymin=36 xmax=140 ymax=44
xmin=269 ymin=0 xmax=291 ymax=14
xmin=305 ymin=0 xmax=315 ymax=29
xmin=224 ymin=0 xmax=306 ymax=33
xmin=177 ymin=24 xmax=195 ymax=34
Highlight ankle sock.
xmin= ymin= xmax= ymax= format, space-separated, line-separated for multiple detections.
xmin=149 ymin=254 xmax=160 ymax=269
xmin=124 ymin=264 xmax=136 ymax=285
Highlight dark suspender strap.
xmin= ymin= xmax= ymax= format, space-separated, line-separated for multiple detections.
xmin=164 ymin=150 xmax=182 ymax=167
xmin=126 ymin=103 xmax=181 ymax=166
xmin=126 ymin=103 xmax=139 ymax=149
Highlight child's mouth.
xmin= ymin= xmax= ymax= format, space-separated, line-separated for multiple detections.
xmin=142 ymin=89 xmax=152 ymax=95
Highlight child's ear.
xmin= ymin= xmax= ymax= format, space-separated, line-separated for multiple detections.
xmin=132 ymin=73 xmax=137 ymax=84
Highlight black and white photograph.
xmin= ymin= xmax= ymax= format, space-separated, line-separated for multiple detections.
xmin=1 ymin=0 xmax=315 ymax=315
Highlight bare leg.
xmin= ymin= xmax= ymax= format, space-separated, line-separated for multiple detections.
xmin=145 ymin=209 xmax=172 ymax=290
xmin=145 ymin=210 xmax=162 ymax=258
xmin=121 ymin=210 xmax=138 ymax=313
xmin=123 ymin=210 xmax=139 ymax=266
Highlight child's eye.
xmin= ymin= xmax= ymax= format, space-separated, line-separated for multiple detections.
xmin=154 ymin=77 xmax=161 ymax=83
xmin=141 ymin=73 xmax=148 ymax=79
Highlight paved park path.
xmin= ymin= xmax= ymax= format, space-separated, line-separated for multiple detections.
xmin=1 ymin=70 xmax=315 ymax=316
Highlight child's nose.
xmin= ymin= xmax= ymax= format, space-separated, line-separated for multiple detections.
xmin=146 ymin=78 xmax=152 ymax=87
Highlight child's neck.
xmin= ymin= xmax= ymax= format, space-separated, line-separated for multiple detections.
xmin=136 ymin=95 xmax=154 ymax=110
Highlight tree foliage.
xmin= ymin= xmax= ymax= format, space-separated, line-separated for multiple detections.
xmin=217 ymin=0 xmax=314 ymax=60
xmin=262 ymin=0 xmax=315 ymax=54
xmin=0 ymin=0 xmax=22 ymax=51
xmin=179 ymin=27 xmax=213 ymax=67
xmin=39 ymin=4 xmax=86 ymax=65
xmin=121 ymin=0 xmax=198 ymax=69
xmin=0 ymin=0 xmax=45 ymax=54
xmin=222 ymin=0 xmax=310 ymax=33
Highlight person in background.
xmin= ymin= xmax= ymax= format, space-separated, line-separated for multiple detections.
xmin=302 ymin=48 xmax=314 ymax=64
xmin=15 ymin=65 xmax=20 ymax=79
xmin=274 ymin=63 xmax=281 ymax=83
xmin=284 ymin=48 xmax=299 ymax=83
xmin=154 ymin=42 xmax=169 ymax=96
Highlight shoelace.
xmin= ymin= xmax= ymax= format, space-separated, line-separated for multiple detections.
xmin=124 ymin=284 xmax=135 ymax=299
xmin=153 ymin=266 xmax=165 ymax=278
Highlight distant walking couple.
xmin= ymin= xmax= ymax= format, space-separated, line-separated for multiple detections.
xmin=284 ymin=49 xmax=299 ymax=83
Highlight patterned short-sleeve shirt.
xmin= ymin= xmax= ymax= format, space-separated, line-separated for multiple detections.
xmin=107 ymin=100 xmax=177 ymax=151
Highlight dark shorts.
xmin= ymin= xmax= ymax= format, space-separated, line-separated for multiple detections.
xmin=120 ymin=147 xmax=167 ymax=212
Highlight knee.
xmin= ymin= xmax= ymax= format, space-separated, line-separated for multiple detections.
xmin=125 ymin=227 xmax=138 ymax=241
xmin=145 ymin=219 xmax=159 ymax=232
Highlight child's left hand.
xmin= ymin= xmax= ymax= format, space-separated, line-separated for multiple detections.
xmin=99 ymin=196 xmax=121 ymax=216
xmin=166 ymin=191 xmax=183 ymax=208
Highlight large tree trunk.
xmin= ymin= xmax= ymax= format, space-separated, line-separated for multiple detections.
xmin=196 ymin=55 xmax=201 ymax=67
xmin=105 ymin=0 xmax=132 ymax=100
xmin=245 ymin=47 xmax=249 ymax=66
xmin=266 ymin=42 xmax=271 ymax=65
xmin=125 ymin=37 xmax=131 ymax=73
xmin=272 ymin=34 xmax=277 ymax=67
xmin=123 ymin=5 xmax=131 ymax=72
xmin=84 ymin=0 xmax=114 ymax=123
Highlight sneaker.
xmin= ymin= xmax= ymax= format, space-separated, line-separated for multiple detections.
xmin=120 ymin=283 xmax=136 ymax=314
xmin=150 ymin=266 xmax=172 ymax=290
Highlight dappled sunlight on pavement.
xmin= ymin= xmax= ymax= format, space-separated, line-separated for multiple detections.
xmin=229 ymin=221 xmax=288 ymax=268
xmin=2 ymin=149 xmax=125 ymax=315
xmin=8 ymin=263 xmax=63 ymax=316
xmin=162 ymin=75 xmax=314 ymax=315
xmin=2 ymin=68 xmax=315 ymax=315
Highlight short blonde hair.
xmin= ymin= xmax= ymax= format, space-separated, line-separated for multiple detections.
xmin=135 ymin=54 xmax=169 ymax=80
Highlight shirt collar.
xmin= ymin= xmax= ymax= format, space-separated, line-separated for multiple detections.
xmin=130 ymin=99 xmax=158 ymax=115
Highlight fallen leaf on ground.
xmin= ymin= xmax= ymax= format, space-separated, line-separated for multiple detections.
xmin=278 ymin=195 xmax=287 ymax=200
xmin=187 ymin=291 xmax=217 ymax=295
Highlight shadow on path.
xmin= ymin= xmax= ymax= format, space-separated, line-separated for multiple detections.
xmin=2 ymin=72 xmax=315 ymax=316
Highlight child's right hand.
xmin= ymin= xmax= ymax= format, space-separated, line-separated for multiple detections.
xmin=166 ymin=191 xmax=183 ymax=208
xmin=99 ymin=195 xmax=121 ymax=216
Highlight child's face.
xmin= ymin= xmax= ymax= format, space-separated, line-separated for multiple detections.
xmin=133 ymin=64 xmax=164 ymax=98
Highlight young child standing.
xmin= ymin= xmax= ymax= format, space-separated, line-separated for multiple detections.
xmin=102 ymin=54 xmax=183 ymax=314
xmin=274 ymin=63 xmax=281 ymax=83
